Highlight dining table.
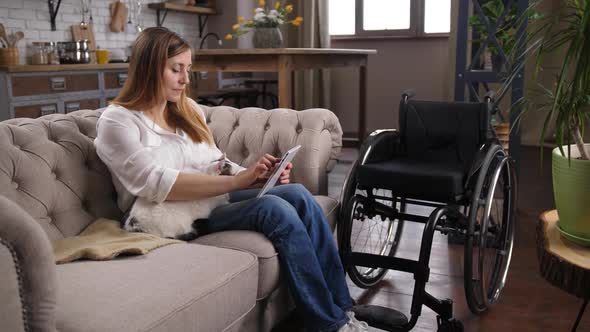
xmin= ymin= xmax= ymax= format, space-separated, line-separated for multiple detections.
xmin=192 ymin=48 xmax=377 ymax=145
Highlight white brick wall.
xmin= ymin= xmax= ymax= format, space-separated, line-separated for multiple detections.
xmin=0 ymin=0 xmax=210 ymax=64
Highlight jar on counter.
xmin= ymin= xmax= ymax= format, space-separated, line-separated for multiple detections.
xmin=31 ymin=42 xmax=47 ymax=65
xmin=46 ymin=42 xmax=59 ymax=65
xmin=30 ymin=42 xmax=60 ymax=65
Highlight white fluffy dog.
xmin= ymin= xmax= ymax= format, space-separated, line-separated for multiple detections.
xmin=122 ymin=154 xmax=241 ymax=240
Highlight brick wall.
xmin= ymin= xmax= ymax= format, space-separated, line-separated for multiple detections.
xmin=0 ymin=0 xmax=208 ymax=64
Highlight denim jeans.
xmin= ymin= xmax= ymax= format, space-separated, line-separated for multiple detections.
xmin=207 ymin=183 xmax=353 ymax=332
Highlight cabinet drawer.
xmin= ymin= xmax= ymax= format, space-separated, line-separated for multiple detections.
xmin=14 ymin=103 xmax=58 ymax=118
xmin=11 ymin=73 xmax=99 ymax=97
xmin=65 ymin=98 xmax=101 ymax=113
xmin=104 ymin=71 xmax=128 ymax=89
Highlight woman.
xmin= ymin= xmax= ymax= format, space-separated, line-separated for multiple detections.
xmin=94 ymin=27 xmax=368 ymax=332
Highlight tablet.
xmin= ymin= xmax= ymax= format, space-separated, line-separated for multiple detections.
xmin=256 ymin=145 xmax=301 ymax=198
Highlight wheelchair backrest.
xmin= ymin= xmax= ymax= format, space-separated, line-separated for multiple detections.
xmin=399 ymin=99 xmax=489 ymax=173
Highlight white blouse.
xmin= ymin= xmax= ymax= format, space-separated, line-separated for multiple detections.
xmin=94 ymin=99 xmax=244 ymax=212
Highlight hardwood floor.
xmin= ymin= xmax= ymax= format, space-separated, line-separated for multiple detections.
xmin=279 ymin=146 xmax=589 ymax=331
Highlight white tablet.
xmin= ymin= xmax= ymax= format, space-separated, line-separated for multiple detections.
xmin=256 ymin=145 xmax=301 ymax=198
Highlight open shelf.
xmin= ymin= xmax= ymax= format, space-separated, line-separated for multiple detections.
xmin=147 ymin=2 xmax=219 ymax=37
xmin=147 ymin=3 xmax=218 ymax=15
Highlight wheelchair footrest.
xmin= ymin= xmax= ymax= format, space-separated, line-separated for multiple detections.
xmin=352 ymin=304 xmax=409 ymax=332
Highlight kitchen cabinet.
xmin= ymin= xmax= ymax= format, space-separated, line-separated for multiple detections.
xmin=0 ymin=64 xmax=128 ymax=120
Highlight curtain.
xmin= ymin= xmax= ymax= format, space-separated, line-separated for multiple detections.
xmin=287 ymin=0 xmax=331 ymax=110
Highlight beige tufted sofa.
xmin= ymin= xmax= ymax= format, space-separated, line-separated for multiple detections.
xmin=0 ymin=105 xmax=343 ymax=332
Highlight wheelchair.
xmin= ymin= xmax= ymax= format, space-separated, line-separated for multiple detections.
xmin=338 ymin=91 xmax=517 ymax=331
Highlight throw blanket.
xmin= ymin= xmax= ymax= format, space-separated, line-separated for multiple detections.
xmin=53 ymin=218 xmax=182 ymax=264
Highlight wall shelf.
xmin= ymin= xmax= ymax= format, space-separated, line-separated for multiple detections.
xmin=147 ymin=2 xmax=219 ymax=37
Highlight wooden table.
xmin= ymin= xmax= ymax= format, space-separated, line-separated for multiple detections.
xmin=192 ymin=48 xmax=377 ymax=144
xmin=537 ymin=210 xmax=590 ymax=332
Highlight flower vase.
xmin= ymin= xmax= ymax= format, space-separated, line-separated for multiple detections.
xmin=253 ymin=27 xmax=283 ymax=49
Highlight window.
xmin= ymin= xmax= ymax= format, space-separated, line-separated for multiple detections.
xmin=329 ymin=0 xmax=451 ymax=38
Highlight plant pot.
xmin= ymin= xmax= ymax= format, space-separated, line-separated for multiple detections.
xmin=253 ymin=27 xmax=283 ymax=49
xmin=552 ymin=144 xmax=590 ymax=246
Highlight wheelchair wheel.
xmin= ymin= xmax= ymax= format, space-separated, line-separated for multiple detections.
xmin=464 ymin=146 xmax=516 ymax=314
xmin=341 ymin=188 xmax=405 ymax=288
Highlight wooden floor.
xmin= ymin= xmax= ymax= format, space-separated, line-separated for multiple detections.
xmin=277 ymin=146 xmax=589 ymax=331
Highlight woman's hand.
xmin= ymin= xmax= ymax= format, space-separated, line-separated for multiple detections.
xmin=278 ymin=162 xmax=292 ymax=184
xmin=256 ymin=154 xmax=292 ymax=185
xmin=233 ymin=154 xmax=274 ymax=189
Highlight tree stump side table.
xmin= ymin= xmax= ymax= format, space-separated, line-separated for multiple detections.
xmin=537 ymin=210 xmax=590 ymax=332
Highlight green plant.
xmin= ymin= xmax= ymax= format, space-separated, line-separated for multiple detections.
xmin=515 ymin=0 xmax=590 ymax=160
xmin=469 ymin=0 xmax=543 ymax=59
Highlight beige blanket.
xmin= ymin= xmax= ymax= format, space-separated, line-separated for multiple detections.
xmin=53 ymin=218 xmax=182 ymax=264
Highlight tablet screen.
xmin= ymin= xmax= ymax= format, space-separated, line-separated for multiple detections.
xmin=256 ymin=145 xmax=301 ymax=198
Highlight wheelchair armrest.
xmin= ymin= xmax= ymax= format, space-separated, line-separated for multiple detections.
xmin=359 ymin=129 xmax=402 ymax=165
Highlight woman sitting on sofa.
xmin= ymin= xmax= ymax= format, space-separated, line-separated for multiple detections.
xmin=93 ymin=27 xmax=367 ymax=332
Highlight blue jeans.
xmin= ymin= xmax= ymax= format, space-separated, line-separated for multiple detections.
xmin=207 ymin=183 xmax=353 ymax=332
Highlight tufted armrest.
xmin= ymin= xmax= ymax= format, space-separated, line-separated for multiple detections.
xmin=199 ymin=105 xmax=343 ymax=195
xmin=0 ymin=195 xmax=57 ymax=332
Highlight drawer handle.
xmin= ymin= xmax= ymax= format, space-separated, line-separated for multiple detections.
xmin=40 ymin=105 xmax=57 ymax=116
xmin=65 ymin=102 xmax=81 ymax=113
xmin=117 ymin=73 xmax=128 ymax=87
xmin=50 ymin=77 xmax=66 ymax=91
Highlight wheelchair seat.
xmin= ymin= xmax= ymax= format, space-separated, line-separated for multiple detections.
xmin=358 ymin=98 xmax=489 ymax=204
xmin=358 ymin=159 xmax=465 ymax=203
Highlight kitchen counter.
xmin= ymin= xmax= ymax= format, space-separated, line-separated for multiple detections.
xmin=0 ymin=63 xmax=129 ymax=73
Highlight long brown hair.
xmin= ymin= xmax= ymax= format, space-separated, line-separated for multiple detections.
xmin=113 ymin=27 xmax=213 ymax=145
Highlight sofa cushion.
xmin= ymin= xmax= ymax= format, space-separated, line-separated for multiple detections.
xmin=55 ymin=243 xmax=258 ymax=332
xmin=0 ymin=111 xmax=122 ymax=242
xmin=193 ymin=195 xmax=339 ymax=300
xmin=314 ymin=195 xmax=339 ymax=231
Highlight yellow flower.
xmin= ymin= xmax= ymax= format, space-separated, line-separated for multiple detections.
xmin=275 ymin=2 xmax=281 ymax=9
xmin=247 ymin=20 xmax=253 ymax=25
xmin=292 ymin=20 xmax=301 ymax=26
xmin=232 ymin=24 xmax=240 ymax=31
xmin=285 ymin=4 xmax=293 ymax=13
xmin=295 ymin=16 xmax=303 ymax=22
xmin=259 ymin=0 xmax=265 ymax=7
xmin=225 ymin=34 xmax=233 ymax=40
xmin=237 ymin=16 xmax=245 ymax=22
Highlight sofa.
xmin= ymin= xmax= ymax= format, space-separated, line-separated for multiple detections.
xmin=0 ymin=105 xmax=343 ymax=332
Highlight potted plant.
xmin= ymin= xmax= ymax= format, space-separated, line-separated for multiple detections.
xmin=469 ymin=0 xmax=542 ymax=72
xmin=225 ymin=0 xmax=303 ymax=48
xmin=517 ymin=0 xmax=590 ymax=245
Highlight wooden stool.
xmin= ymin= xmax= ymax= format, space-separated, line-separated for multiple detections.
xmin=537 ymin=210 xmax=590 ymax=331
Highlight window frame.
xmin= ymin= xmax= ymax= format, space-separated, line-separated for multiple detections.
xmin=331 ymin=0 xmax=450 ymax=40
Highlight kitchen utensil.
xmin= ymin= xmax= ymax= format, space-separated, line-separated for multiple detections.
xmin=80 ymin=0 xmax=89 ymax=28
xmin=57 ymin=41 xmax=91 ymax=64
xmin=71 ymin=24 xmax=96 ymax=51
xmin=13 ymin=31 xmax=24 ymax=45
xmin=0 ymin=24 xmax=6 ymax=44
xmin=88 ymin=0 xmax=94 ymax=24
xmin=128 ymin=1 xmax=143 ymax=33
xmin=110 ymin=1 xmax=128 ymax=33
xmin=6 ymin=31 xmax=24 ymax=47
